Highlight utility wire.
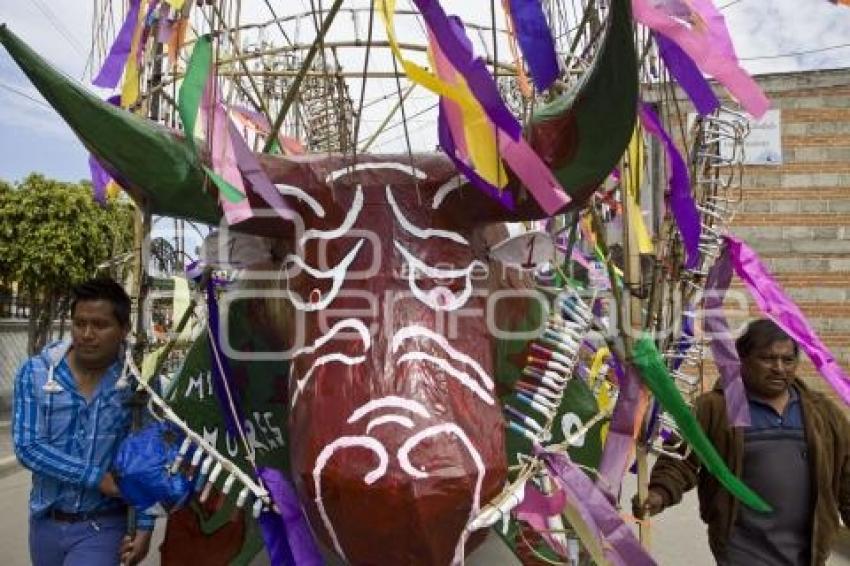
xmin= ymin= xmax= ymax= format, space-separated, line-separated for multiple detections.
xmin=0 ymin=82 xmax=51 ymax=109
xmin=740 ymin=42 xmax=850 ymax=60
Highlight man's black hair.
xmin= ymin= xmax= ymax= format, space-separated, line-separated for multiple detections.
xmin=735 ymin=318 xmax=799 ymax=359
xmin=70 ymin=277 xmax=131 ymax=328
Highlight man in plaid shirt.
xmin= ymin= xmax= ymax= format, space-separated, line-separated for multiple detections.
xmin=13 ymin=278 xmax=154 ymax=565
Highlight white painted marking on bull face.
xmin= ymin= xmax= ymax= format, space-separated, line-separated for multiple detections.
xmin=391 ymin=325 xmax=495 ymax=390
xmin=291 ymin=352 xmax=367 ymax=408
xmin=347 ymin=396 xmax=432 ymax=423
xmin=313 ymin=436 xmax=390 ymax=561
xmin=397 ymin=423 xmax=486 ymax=566
xmin=313 ymin=399 xmax=487 ymax=565
xmin=325 ymin=162 xmax=428 ymax=184
xmin=393 ymin=240 xmax=485 ymax=311
xmin=275 ymin=183 xmax=326 ymax=218
xmin=386 ymin=185 xmax=469 ymax=245
xmin=283 ymin=239 xmax=365 ymax=311
xmin=287 ymin=318 xmax=372 ymax=360
xmin=365 ymin=415 xmax=415 ymax=433
xmin=299 ymin=185 xmax=364 ymax=247
xmin=432 ymin=175 xmax=464 ymax=209
xmin=395 ymin=352 xmax=494 ymax=405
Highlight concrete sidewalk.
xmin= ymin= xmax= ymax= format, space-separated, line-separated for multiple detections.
xmin=0 ymin=420 xmax=20 ymax=478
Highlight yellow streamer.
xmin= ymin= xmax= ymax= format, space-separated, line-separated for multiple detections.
xmin=378 ymin=0 xmax=508 ymax=188
xmin=624 ymin=128 xmax=653 ymax=254
xmin=587 ymin=346 xmax=610 ymax=389
xmin=105 ymin=180 xmax=122 ymax=200
xmin=163 ymin=0 xmax=186 ymax=9
xmin=121 ymin=0 xmax=149 ymax=108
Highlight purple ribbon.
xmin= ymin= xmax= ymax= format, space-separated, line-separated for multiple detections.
xmin=597 ymin=363 xmax=645 ymax=498
xmin=92 ymin=0 xmax=142 ymax=88
xmin=88 ymin=156 xmax=110 ymax=205
xmin=539 ymin=450 xmax=657 ymax=566
xmin=257 ymin=467 xmax=323 ymax=566
xmin=639 ymin=103 xmax=700 ymax=270
xmin=205 ymin=278 xmax=243 ymax=437
xmin=514 ymin=482 xmax=569 ymax=556
xmin=438 ymin=101 xmax=515 ymax=210
xmin=704 ymin=246 xmax=750 ymax=426
xmin=507 ymin=0 xmax=560 ymax=92
xmin=654 ymin=32 xmax=719 ymax=116
xmin=412 ymin=0 xmax=521 ymax=140
xmin=725 ymin=234 xmax=850 ymax=407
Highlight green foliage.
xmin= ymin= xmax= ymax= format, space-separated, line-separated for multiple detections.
xmin=0 ymin=173 xmax=134 ymax=293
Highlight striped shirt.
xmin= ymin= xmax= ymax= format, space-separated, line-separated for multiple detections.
xmin=12 ymin=340 xmax=154 ymax=529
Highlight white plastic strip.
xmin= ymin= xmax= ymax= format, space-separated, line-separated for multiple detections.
xmin=347 ymin=396 xmax=432 ymax=423
xmin=392 ymin=325 xmax=495 ymax=390
xmin=393 ymin=240 xmax=484 ymax=311
xmin=396 ymin=352 xmax=495 ymax=405
xmin=288 ymin=318 xmax=372 ymax=359
xmin=432 ymin=175 xmax=464 ymax=210
xmin=386 ymin=185 xmax=468 ymax=245
xmin=275 ymin=183 xmax=326 ymax=218
xmin=365 ymin=415 xmax=415 ymax=434
xmin=300 ymin=185 xmax=363 ymax=247
xmin=284 ymin=239 xmax=365 ymax=311
xmin=291 ymin=352 xmax=366 ymax=408
xmin=325 ymin=162 xmax=428 ymax=184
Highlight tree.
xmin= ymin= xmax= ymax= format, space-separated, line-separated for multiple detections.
xmin=0 ymin=173 xmax=134 ymax=353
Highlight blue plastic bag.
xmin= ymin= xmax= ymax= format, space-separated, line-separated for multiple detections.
xmin=113 ymin=421 xmax=195 ymax=514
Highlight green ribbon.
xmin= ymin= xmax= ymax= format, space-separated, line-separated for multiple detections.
xmin=632 ymin=335 xmax=771 ymax=513
xmin=177 ymin=35 xmax=212 ymax=151
xmin=203 ymin=166 xmax=247 ymax=203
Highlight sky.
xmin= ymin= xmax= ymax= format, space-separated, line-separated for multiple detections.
xmin=1 ymin=0 xmax=849 ymax=184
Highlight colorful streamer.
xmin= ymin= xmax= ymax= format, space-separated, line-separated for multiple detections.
xmin=503 ymin=0 xmax=560 ymax=92
xmin=88 ymin=155 xmax=111 ymax=204
xmin=724 ymin=235 xmax=850 ymax=407
xmin=257 ymin=467 xmax=323 ymax=566
xmin=539 ymin=450 xmax=657 ymax=566
xmin=596 ymin=363 xmax=648 ymax=497
xmin=624 ymin=127 xmax=654 ymax=254
xmin=631 ymin=336 xmax=771 ymax=512
xmin=178 ymin=35 xmax=213 ymax=150
xmin=653 ymin=31 xmax=719 ymax=117
xmin=92 ymin=0 xmax=142 ymax=88
xmin=202 ymin=84 xmax=252 ymax=222
xmin=120 ymin=0 xmax=150 ymax=107
xmin=703 ymin=246 xmax=750 ymax=426
xmin=380 ymin=0 xmax=572 ymax=214
xmin=632 ymin=0 xmax=769 ymax=118
xmin=638 ymin=103 xmax=700 ymax=270
xmin=500 ymin=0 xmax=534 ymax=98
xmin=204 ymin=277 xmax=244 ymax=438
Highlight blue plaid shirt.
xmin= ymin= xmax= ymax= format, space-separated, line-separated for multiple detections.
xmin=12 ymin=340 xmax=154 ymax=529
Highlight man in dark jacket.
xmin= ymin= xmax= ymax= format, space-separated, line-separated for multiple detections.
xmin=634 ymin=319 xmax=850 ymax=565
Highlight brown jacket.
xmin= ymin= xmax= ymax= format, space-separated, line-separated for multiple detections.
xmin=649 ymin=380 xmax=850 ymax=565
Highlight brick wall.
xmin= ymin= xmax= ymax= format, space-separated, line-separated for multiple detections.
xmin=656 ymin=68 xmax=850 ymax=406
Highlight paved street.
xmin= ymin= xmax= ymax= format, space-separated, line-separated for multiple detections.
xmin=0 ymin=465 xmax=847 ymax=564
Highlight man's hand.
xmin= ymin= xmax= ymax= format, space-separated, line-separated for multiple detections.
xmin=98 ymin=472 xmax=121 ymax=498
xmin=120 ymin=530 xmax=152 ymax=565
xmin=632 ymin=489 xmax=666 ymax=519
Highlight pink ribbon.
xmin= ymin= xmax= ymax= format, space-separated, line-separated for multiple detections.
xmin=632 ymin=0 xmax=769 ymax=118
xmin=725 ymin=234 xmax=850 ymax=407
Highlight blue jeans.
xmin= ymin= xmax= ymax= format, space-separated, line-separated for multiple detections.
xmin=29 ymin=514 xmax=127 ymax=566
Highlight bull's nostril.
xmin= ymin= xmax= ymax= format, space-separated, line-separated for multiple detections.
xmin=309 ymin=288 xmax=322 ymax=304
